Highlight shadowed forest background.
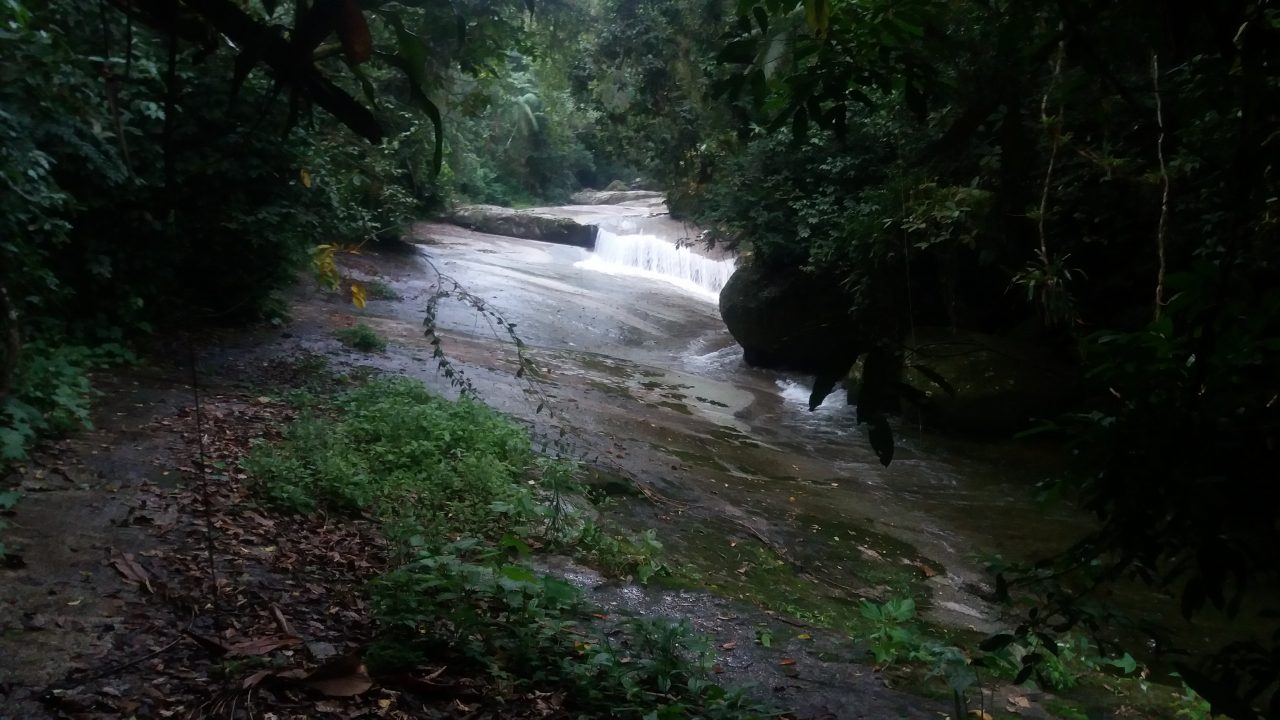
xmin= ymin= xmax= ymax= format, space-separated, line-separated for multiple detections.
xmin=2 ymin=0 xmax=1279 ymax=718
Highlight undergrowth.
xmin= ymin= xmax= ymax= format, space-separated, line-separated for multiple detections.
xmin=369 ymin=538 xmax=764 ymax=718
xmin=333 ymin=323 xmax=387 ymax=352
xmin=1 ymin=341 xmax=134 ymax=462
xmin=365 ymin=281 xmax=401 ymax=301
xmin=245 ymin=376 xmax=763 ymax=718
xmin=246 ymin=377 xmax=531 ymax=540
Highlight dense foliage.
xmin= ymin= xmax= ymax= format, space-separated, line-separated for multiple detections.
xmin=0 ymin=0 xmax=587 ymax=460
xmin=675 ymin=1 xmax=1279 ymax=715
xmin=4 ymin=0 xmax=1279 ymax=715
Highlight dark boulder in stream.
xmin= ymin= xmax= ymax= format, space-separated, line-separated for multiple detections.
xmin=718 ymin=257 xmax=863 ymax=375
xmin=721 ymin=259 xmax=1079 ymax=436
xmin=451 ymin=204 xmax=598 ymax=248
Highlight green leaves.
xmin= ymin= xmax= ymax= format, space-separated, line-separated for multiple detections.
xmin=378 ymin=14 xmax=444 ymax=175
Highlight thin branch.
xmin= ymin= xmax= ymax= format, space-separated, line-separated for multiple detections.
xmin=1151 ymin=52 xmax=1169 ymax=321
xmin=1037 ymin=30 xmax=1066 ymax=266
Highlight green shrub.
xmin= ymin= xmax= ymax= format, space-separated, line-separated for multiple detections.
xmin=575 ymin=522 xmax=669 ymax=584
xmin=365 ymin=281 xmax=401 ymax=301
xmin=369 ymin=538 xmax=768 ymax=718
xmin=245 ymin=377 xmax=535 ymax=539
xmin=333 ymin=323 xmax=387 ymax=352
xmin=1 ymin=342 xmax=134 ymax=461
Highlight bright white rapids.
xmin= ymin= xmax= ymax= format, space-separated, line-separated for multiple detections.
xmin=574 ymin=228 xmax=737 ymax=302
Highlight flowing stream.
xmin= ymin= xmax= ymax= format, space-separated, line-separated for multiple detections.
xmin=389 ymin=199 xmax=1097 ymax=632
xmin=319 ymin=196 xmax=1258 ymax=714
xmin=345 ymin=196 xmax=1249 ymax=682
xmin=574 ymin=225 xmax=737 ymax=300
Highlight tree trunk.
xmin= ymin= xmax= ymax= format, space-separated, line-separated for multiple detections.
xmin=0 ymin=283 xmax=19 ymax=403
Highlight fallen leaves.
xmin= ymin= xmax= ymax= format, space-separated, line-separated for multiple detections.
xmin=1005 ymin=694 xmax=1032 ymax=713
xmin=301 ymin=654 xmax=374 ymax=697
xmin=109 ymin=549 xmax=154 ymax=593
xmin=222 ymin=634 xmax=302 ymax=658
xmin=245 ymin=653 xmax=374 ymax=697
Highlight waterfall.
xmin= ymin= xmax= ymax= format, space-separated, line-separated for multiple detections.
xmin=575 ymin=228 xmax=736 ymax=301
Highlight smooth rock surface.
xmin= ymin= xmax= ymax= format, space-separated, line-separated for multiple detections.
xmin=450 ymin=204 xmax=598 ymax=248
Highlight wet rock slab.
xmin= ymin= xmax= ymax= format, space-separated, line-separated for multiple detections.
xmin=451 ymin=204 xmax=598 ymax=248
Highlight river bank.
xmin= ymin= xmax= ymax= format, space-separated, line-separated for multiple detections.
xmin=0 ymin=210 xmax=1209 ymax=719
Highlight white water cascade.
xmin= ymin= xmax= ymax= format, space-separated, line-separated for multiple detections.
xmin=574 ymin=228 xmax=737 ymax=302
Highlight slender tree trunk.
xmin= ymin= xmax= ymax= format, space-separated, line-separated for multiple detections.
xmin=0 ymin=284 xmax=19 ymax=403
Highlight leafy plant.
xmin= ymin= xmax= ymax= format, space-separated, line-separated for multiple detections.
xmin=245 ymin=377 xmax=534 ymax=540
xmin=333 ymin=323 xmax=387 ymax=353
xmin=573 ymin=522 xmax=669 ymax=584
xmin=365 ymin=281 xmax=401 ymax=301
xmin=1 ymin=342 xmax=134 ymax=462
xmin=858 ymin=597 xmax=924 ymax=666
xmin=369 ymin=537 xmax=768 ymax=718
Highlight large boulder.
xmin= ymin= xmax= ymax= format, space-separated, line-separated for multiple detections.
xmin=718 ymin=258 xmax=863 ymax=375
xmin=451 ymin=205 xmax=597 ymax=248
xmin=569 ymin=189 xmax=666 ymax=206
xmin=897 ymin=327 xmax=1079 ymax=436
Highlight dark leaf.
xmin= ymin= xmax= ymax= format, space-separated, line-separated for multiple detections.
xmin=752 ymin=5 xmax=768 ymax=33
xmin=868 ymin=416 xmax=894 ymax=466
xmin=808 ymin=372 xmax=839 ymax=410
xmin=907 ymin=364 xmax=957 ymax=396
xmin=1034 ymin=632 xmax=1059 ymax=656
xmin=791 ymin=105 xmax=808 ymax=141
xmin=979 ymin=633 xmax=1015 ymax=652
xmin=717 ymin=38 xmax=756 ymax=65
xmin=335 ymin=0 xmax=372 ymax=64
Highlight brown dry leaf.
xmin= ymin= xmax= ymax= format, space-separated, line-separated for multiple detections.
xmin=271 ymin=604 xmax=295 ymax=636
xmin=780 ymin=658 xmax=796 ymax=666
xmin=223 ymin=634 xmax=302 ymax=657
xmin=304 ymin=654 xmax=374 ymax=697
xmin=1006 ymin=695 xmax=1032 ymax=713
xmin=242 ymin=669 xmax=274 ymax=689
xmin=109 ymin=549 xmax=153 ymax=593
xmin=916 ymin=561 xmax=939 ymax=578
